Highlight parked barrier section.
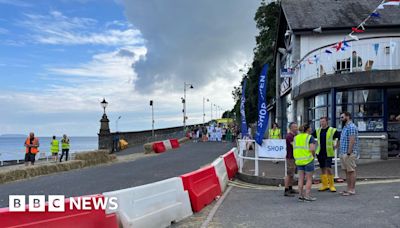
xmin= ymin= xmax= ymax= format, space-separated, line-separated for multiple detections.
xmin=152 ymin=142 xmax=166 ymax=153
xmin=222 ymin=151 xmax=239 ymax=180
xmin=0 ymin=195 xmax=118 ymax=228
xmin=180 ymin=165 xmax=221 ymax=212
xmin=211 ymin=157 xmax=229 ymax=192
xmin=103 ymin=177 xmax=192 ymax=228
xmin=170 ymin=139 xmax=180 ymax=148
xmin=163 ymin=140 xmax=173 ymax=150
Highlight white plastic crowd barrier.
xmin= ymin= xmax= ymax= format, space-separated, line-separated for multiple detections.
xmin=163 ymin=140 xmax=173 ymax=150
xmin=103 ymin=177 xmax=192 ymax=228
xmin=211 ymin=157 xmax=229 ymax=192
xmin=231 ymin=147 xmax=239 ymax=163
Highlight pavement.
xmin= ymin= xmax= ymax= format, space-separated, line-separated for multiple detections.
xmin=0 ymin=141 xmax=235 ymax=208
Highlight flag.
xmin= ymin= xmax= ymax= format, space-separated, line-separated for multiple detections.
xmin=352 ymin=27 xmax=365 ymax=33
xmin=255 ymin=64 xmax=269 ymax=145
xmin=240 ymin=78 xmax=248 ymax=138
xmin=325 ymin=50 xmax=332 ymax=54
xmin=371 ymin=12 xmax=380 ymax=18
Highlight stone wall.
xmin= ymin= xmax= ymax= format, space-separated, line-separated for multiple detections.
xmin=358 ymin=132 xmax=388 ymax=160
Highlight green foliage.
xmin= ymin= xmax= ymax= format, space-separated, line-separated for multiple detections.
xmin=232 ymin=0 xmax=280 ymax=125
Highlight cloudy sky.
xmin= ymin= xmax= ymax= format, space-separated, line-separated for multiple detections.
xmin=0 ymin=0 xmax=261 ymax=136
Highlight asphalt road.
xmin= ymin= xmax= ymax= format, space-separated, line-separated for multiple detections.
xmin=0 ymin=141 xmax=235 ymax=208
xmin=209 ymin=181 xmax=400 ymax=228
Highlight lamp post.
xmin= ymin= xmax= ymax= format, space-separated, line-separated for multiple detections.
xmin=98 ymin=98 xmax=110 ymax=150
xmin=183 ymin=82 xmax=194 ymax=130
xmin=116 ymin=116 xmax=121 ymax=132
xmin=100 ymin=98 xmax=108 ymax=115
xmin=203 ymin=97 xmax=209 ymax=125
xmin=210 ymin=101 xmax=213 ymax=121
xmin=150 ymin=100 xmax=154 ymax=137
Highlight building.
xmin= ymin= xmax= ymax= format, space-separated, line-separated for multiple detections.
xmin=273 ymin=0 xmax=400 ymax=159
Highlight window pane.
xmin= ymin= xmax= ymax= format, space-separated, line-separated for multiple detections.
xmin=315 ymin=107 xmax=327 ymax=120
xmin=336 ymin=119 xmax=344 ymax=131
xmin=354 ymin=103 xmax=383 ymax=117
xmin=354 ymin=118 xmax=384 ymax=132
xmin=354 ymin=89 xmax=382 ymax=103
xmin=308 ymin=109 xmax=314 ymax=121
xmin=328 ymin=107 xmax=332 ymax=119
xmin=336 ymin=91 xmax=352 ymax=104
xmin=388 ymin=89 xmax=400 ymax=123
xmin=336 ymin=105 xmax=352 ymax=117
xmin=308 ymin=97 xmax=315 ymax=108
xmin=315 ymin=94 xmax=326 ymax=106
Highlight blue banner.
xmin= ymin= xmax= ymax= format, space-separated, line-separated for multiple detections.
xmin=255 ymin=64 xmax=269 ymax=145
xmin=240 ymin=78 xmax=248 ymax=138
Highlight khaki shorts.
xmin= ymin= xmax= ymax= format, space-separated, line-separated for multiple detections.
xmin=341 ymin=154 xmax=357 ymax=172
xmin=286 ymin=159 xmax=296 ymax=176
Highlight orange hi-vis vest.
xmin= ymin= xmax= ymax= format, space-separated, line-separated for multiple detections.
xmin=25 ymin=137 xmax=39 ymax=154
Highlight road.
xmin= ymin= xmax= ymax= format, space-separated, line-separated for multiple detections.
xmin=0 ymin=141 xmax=235 ymax=207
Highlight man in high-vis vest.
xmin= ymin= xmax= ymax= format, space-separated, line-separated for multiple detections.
xmin=60 ymin=134 xmax=70 ymax=162
xmin=268 ymin=123 xmax=281 ymax=139
xmin=50 ymin=135 xmax=59 ymax=162
xmin=24 ymin=132 xmax=40 ymax=166
xmin=294 ymin=124 xmax=317 ymax=202
xmin=312 ymin=117 xmax=340 ymax=192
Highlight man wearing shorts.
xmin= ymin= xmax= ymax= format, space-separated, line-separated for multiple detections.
xmin=284 ymin=122 xmax=298 ymax=197
xmin=339 ymin=112 xmax=359 ymax=196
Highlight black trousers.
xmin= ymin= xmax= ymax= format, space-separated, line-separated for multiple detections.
xmin=60 ymin=149 xmax=69 ymax=162
xmin=25 ymin=152 xmax=36 ymax=164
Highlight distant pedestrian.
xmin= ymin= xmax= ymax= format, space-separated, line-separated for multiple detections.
xmin=312 ymin=117 xmax=340 ymax=192
xmin=339 ymin=112 xmax=359 ymax=196
xmin=50 ymin=136 xmax=59 ymax=162
xmin=284 ymin=122 xmax=299 ymax=197
xmin=24 ymin=132 xmax=40 ymax=166
xmin=60 ymin=134 xmax=70 ymax=162
xmin=269 ymin=123 xmax=281 ymax=164
xmin=294 ymin=124 xmax=317 ymax=202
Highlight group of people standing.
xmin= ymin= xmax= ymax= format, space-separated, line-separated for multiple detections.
xmin=24 ymin=133 xmax=70 ymax=166
xmin=186 ymin=124 xmax=237 ymax=143
xmin=283 ymin=111 xmax=359 ymax=202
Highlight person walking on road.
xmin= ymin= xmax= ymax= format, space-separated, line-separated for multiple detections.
xmin=284 ymin=122 xmax=299 ymax=197
xmin=294 ymin=124 xmax=317 ymax=202
xmin=312 ymin=117 xmax=340 ymax=192
xmin=24 ymin=132 xmax=40 ymax=166
xmin=50 ymin=136 xmax=59 ymax=162
xmin=339 ymin=112 xmax=359 ymax=196
xmin=60 ymin=134 xmax=70 ymax=162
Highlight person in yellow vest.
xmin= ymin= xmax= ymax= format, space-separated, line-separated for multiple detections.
xmin=312 ymin=117 xmax=341 ymax=192
xmin=294 ymin=124 xmax=317 ymax=202
xmin=268 ymin=123 xmax=281 ymax=164
xmin=268 ymin=122 xmax=281 ymax=139
xmin=24 ymin=132 xmax=40 ymax=166
xmin=60 ymin=134 xmax=70 ymax=162
xmin=50 ymin=135 xmax=59 ymax=162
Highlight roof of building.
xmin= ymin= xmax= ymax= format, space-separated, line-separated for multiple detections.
xmin=281 ymin=0 xmax=400 ymax=32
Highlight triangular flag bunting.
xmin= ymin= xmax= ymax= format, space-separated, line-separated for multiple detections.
xmin=371 ymin=12 xmax=381 ymax=18
xmin=352 ymin=27 xmax=365 ymax=33
xmin=349 ymin=34 xmax=359 ymax=41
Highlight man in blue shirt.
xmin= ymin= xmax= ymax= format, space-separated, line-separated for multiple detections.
xmin=339 ymin=112 xmax=359 ymax=196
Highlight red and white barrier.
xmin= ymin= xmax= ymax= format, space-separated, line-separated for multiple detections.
xmin=212 ymin=157 xmax=229 ymax=192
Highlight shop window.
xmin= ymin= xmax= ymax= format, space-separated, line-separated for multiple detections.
xmin=387 ymin=89 xmax=400 ymax=157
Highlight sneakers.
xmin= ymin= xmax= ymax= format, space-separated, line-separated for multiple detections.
xmin=303 ymin=196 xmax=317 ymax=202
xmin=298 ymin=196 xmax=305 ymax=202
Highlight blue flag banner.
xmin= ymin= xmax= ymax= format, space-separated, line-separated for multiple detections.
xmin=240 ymin=78 xmax=248 ymax=138
xmin=255 ymin=64 xmax=269 ymax=145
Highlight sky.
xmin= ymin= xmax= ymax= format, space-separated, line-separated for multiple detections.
xmin=0 ymin=0 xmax=261 ymax=136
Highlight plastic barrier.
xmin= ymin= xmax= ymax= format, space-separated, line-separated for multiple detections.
xmin=170 ymin=139 xmax=180 ymax=148
xmin=231 ymin=147 xmax=239 ymax=163
xmin=103 ymin=177 xmax=192 ymax=228
xmin=180 ymin=165 xmax=221 ymax=212
xmin=119 ymin=139 xmax=129 ymax=150
xmin=163 ymin=140 xmax=173 ymax=150
xmin=152 ymin=142 xmax=166 ymax=153
xmin=0 ymin=195 xmax=118 ymax=228
xmin=222 ymin=151 xmax=239 ymax=180
xmin=211 ymin=157 xmax=229 ymax=192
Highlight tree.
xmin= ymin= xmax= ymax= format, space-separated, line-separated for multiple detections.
xmin=231 ymin=0 xmax=280 ymax=125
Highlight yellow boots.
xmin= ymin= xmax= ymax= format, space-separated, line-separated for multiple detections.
xmin=318 ymin=174 xmax=330 ymax=191
xmin=319 ymin=174 xmax=336 ymax=192
xmin=328 ymin=174 xmax=336 ymax=192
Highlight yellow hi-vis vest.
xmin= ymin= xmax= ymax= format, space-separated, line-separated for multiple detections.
xmin=61 ymin=138 xmax=70 ymax=149
xmin=269 ymin=128 xmax=281 ymax=139
xmin=293 ymin=133 xmax=314 ymax=166
xmin=51 ymin=139 xmax=59 ymax=153
xmin=316 ymin=127 xmax=336 ymax=157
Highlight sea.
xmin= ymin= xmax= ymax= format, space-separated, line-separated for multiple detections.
xmin=0 ymin=136 xmax=98 ymax=161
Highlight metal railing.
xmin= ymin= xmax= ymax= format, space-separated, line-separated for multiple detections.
xmin=292 ymin=37 xmax=400 ymax=87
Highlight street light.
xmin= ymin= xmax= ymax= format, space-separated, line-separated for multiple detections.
xmin=203 ymin=97 xmax=209 ymax=125
xmin=183 ymin=82 xmax=194 ymax=130
xmin=150 ymin=100 xmax=154 ymax=137
xmin=116 ymin=116 xmax=121 ymax=132
xmin=100 ymin=98 xmax=108 ymax=115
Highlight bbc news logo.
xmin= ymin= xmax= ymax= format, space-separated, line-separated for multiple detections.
xmin=9 ymin=195 xmax=118 ymax=212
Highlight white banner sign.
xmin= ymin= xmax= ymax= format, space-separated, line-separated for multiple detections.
xmin=258 ymin=139 xmax=286 ymax=158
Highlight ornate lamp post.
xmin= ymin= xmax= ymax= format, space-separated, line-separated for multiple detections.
xmin=183 ymin=82 xmax=194 ymax=130
xmin=98 ymin=98 xmax=111 ymax=150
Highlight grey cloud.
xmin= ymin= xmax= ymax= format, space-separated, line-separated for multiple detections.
xmin=117 ymin=49 xmax=135 ymax=58
xmin=122 ymin=0 xmax=261 ymax=93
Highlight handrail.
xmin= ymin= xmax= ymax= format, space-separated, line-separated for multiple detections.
xmin=358 ymin=135 xmax=386 ymax=139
